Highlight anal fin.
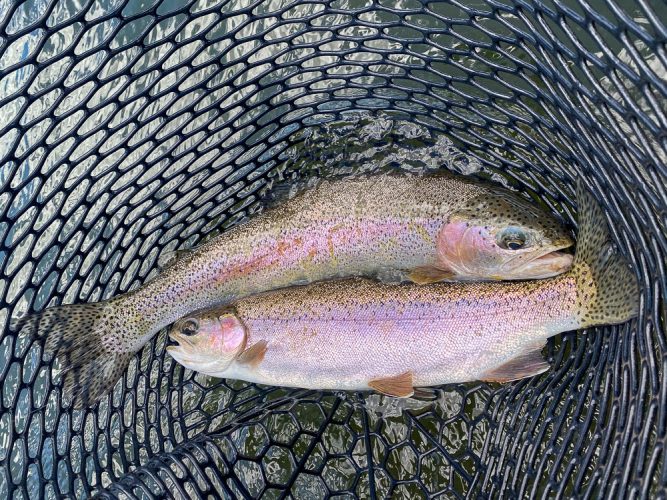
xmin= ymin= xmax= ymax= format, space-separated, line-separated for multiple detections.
xmin=480 ymin=343 xmax=549 ymax=383
xmin=237 ymin=340 xmax=268 ymax=368
xmin=369 ymin=372 xmax=414 ymax=398
xmin=408 ymin=266 xmax=454 ymax=285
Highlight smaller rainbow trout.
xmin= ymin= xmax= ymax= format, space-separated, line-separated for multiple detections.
xmin=168 ymin=182 xmax=638 ymax=395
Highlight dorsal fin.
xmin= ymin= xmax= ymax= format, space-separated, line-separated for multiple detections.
xmin=158 ymin=249 xmax=192 ymax=271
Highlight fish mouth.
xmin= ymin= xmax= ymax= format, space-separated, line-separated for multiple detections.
xmin=166 ymin=331 xmax=194 ymax=357
xmin=517 ymin=247 xmax=574 ymax=279
xmin=166 ymin=331 xmax=200 ymax=368
xmin=167 ymin=331 xmax=191 ymax=349
xmin=166 ymin=330 xmax=233 ymax=374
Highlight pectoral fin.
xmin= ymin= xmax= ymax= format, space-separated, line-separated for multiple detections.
xmin=368 ymin=372 xmax=414 ymax=398
xmin=237 ymin=340 xmax=268 ymax=368
xmin=480 ymin=343 xmax=549 ymax=383
xmin=408 ymin=266 xmax=454 ymax=284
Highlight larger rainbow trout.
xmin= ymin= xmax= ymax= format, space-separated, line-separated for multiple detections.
xmin=168 ymin=182 xmax=637 ymax=394
xmin=17 ymin=173 xmax=573 ymax=406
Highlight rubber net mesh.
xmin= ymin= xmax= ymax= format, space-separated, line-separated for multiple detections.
xmin=1 ymin=0 xmax=665 ymax=498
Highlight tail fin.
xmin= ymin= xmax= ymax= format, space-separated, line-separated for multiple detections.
xmin=11 ymin=301 xmax=133 ymax=409
xmin=572 ymin=180 xmax=639 ymax=327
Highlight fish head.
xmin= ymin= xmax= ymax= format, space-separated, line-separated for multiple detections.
xmin=438 ymin=191 xmax=574 ymax=280
xmin=167 ymin=309 xmax=247 ymax=373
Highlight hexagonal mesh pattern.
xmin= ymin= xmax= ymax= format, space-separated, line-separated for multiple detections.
xmin=1 ymin=0 xmax=665 ymax=498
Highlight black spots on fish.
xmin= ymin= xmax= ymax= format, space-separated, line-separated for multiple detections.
xmin=12 ymin=300 xmax=133 ymax=408
xmin=572 ymin=181 xmax=639 ymax=327
xmin=12 ymin=303 xmax=105 ymax=358
xmin=457 ymin=191 xmax=571 ymax=250
xmin=62 ymin=349 xmax=133 ymax=409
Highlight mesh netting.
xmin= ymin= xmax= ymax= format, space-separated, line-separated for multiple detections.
xmin=1 ymin=0 xmax=665 ymax=498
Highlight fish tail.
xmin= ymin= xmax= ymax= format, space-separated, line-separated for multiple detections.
xmin=11 ymin=299 xmax=134 ymax=408
xmin=572 ymin=180 xmax=639 ymax=327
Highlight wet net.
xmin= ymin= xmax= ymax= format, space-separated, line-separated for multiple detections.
xmin=1 ymin=0 xmax=666 ymax=498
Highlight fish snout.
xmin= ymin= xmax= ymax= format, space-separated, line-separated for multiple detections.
xmin=547 ymin=251 xmax=574 ymax=272
xmin=167 ymin=331 xmax=193 ymax=351
xmin=518 ymin=250 xmax=574 ymax=279
xmin=165 ymin=331 xmax=202 ymax=368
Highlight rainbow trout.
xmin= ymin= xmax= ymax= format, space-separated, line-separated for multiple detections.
xmin=168 ymin=182 xmax=637 ymax=395
xmin=16 ymin=173 xmax=573 ymax=406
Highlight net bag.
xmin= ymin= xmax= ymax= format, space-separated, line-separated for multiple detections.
xmin=1 ymin=0 xmax=665 ymax=498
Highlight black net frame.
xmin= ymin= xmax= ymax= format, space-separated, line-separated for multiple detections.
xmin=0 ymin=0 xmax=665 ymax=498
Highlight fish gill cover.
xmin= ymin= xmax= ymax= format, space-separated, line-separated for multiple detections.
xmin=0 ymin=0 xmax=665 ymax=498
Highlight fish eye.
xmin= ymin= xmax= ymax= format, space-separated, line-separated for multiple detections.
xmin=181 ymin=319 xmax=199 ymax=336
xmin=498 ymin=227 xmax=527 ymax=250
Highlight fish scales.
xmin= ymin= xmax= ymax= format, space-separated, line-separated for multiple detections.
xmin=167 ymin=180 xmax=638 ymax=395
xmin=14 ymin=172 xmax=574 ymax=407
xmin=134 ymin=175 xmax=482 ymax=325
xmin=223 ymin=277 xmax=580 ymax=390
